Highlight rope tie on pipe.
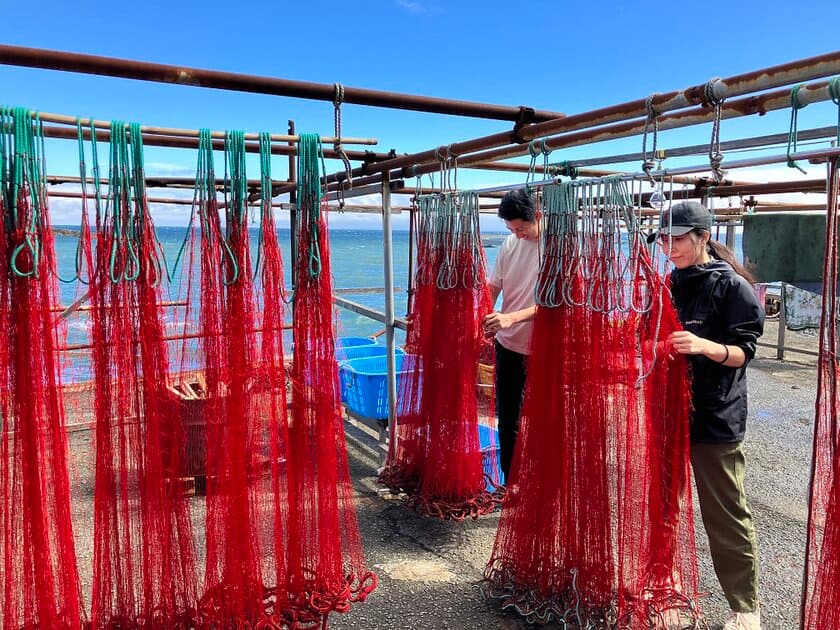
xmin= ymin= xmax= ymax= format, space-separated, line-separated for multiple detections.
xmin=540 ymin=140 xmax=552 ymax=180
xmin=641 ymin=94 xmax=661 ymax=186
xmin=435 ymin=145 xmax=456 ymax=194
xmin=786 ymin=84 xmax=808 ymax=174
xmin=333 ymin=82 xmax=352 ymax=208
xmin=830 ymin=76 xmax=840 ymax=146
xmin=704 ymin=78 xmax=726 ymax=183
xmin=526 ymin=139 xmax=541 ymax=192
xmin=447 ymin=144 xmax=459 ymax=195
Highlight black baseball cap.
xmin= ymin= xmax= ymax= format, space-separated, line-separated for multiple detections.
xmin=646 ymin=201 xmax=713 ymax=244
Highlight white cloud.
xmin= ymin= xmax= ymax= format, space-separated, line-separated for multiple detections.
xmin=395 ymin=0 xmax=426 ymax=13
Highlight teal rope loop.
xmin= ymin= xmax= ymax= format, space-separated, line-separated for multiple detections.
xmin=7 ymin=108 xmax=45 ymax=278
xmin=786 ymin=84 xmax=808 ymax=174
xmin=830 ymin=77 xmax=840 ymax=146
xmin=253 ymin=131 xmax=273 ymax=280
xmin=222 ymin=130 xmax=245 ymax=285
xmin=297 ymin=133 xmax=324 ymax=279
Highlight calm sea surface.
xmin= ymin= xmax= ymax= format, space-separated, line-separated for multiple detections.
xmin=52 ymin=227 xmax=507 ymax=347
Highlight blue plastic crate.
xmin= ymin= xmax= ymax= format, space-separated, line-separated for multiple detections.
xmin=335 ymin=336 xmax=377 ymax=353
xmin=479 ymin=425 xmax=504 ymax=489
xmin=337 ymin=343 xmax=404 ymax=363
xmin=340 ymin=354 xmax=418 ymax=419
xmin=338 ymin=347 xmax=405 ymax=401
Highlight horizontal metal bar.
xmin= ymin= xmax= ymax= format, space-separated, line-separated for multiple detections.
xmin=323 ymin=180 xmax=403 ymax=202
xmin=0 ymin=44 xmax=566 ymax=122
xmin=566 ymin=126 xmax=840 ymax=169
xmin=332 ymin=296 xmax=408 ymax=331
xmin=644 ymin=147 xmax=840 ymax=179
xmin=312 ymin=51 xmax=840 ymax=189
xmin=33 ymin=110 xmax=377 ymax=145
xmin=458 ymin=79 xmax=840 ymax=168
xmin=39 ymin=123 xmax=391 ymax=162
xmin=756 ymin=340 xmax=819 ymax=357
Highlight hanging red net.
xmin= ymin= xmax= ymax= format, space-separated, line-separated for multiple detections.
xmin=802 ymin=157 xmax=840 ymax=627
xmin=287 ymin=133 xmax=376 ymax=617
xmin=88 ymin=121 xmax=198 ymax=626
xmin=379 ymin=191 xmax=501 ymax=521
xmin=482 ymin=180 xmax=700 ymax=627
xmin=0 ymin=108 xmax=84 ymax=628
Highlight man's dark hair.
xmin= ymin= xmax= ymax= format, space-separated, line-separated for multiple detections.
xmin=498 ymin=188 xmax=536 ymax=223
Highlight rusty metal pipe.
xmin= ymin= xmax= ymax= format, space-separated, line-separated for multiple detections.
xmin=48 ymin=175 xmax=293 ymax=189
xmin=563 ymin=125 xmax=840 ymax=169
xmin=0 ymin=44 xmax=565 ymax=122
xmin=39 ymin=123 xmax=391 ymax=162
xmin=451 ymin=79 xmax=840 ymax=169
xmin=310 ymin=51 xmax=840 ymax=189
xmin=34 ymin=110 xmax=377 ymax=146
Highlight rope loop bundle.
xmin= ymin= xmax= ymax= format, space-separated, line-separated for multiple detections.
xmin=0 ymin=107 xmax=50 ymax=279
xmin=704 ymin=77 xmax=726 ymax=182
xmin=296 ymin=133 xmax=327 ymax=278
xmin=786 ymin=83 xmax=809 ymax=175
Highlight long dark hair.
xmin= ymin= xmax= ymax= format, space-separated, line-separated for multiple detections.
xmin=695 ymin=228 xmax=757 ymax=283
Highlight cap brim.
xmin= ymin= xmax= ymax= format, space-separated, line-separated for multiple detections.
xmin=646 ymin=225 xmax=694 ymax=244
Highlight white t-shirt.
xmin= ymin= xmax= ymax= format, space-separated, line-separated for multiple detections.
xmin=488 ymin=234 xmax=540 ymax=355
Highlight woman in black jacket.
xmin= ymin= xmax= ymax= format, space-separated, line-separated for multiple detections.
xmin=651 ymin=201 xmax=765 ymax=630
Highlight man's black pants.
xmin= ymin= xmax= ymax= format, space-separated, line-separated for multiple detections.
xmin=494 ymin=340 xmax=527 ymax=480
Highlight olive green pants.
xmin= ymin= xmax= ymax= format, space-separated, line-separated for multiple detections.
xmin=690 ymin=441 xmax=759 ymax=613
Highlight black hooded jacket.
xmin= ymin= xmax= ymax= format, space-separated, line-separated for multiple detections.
xmin=669 ymin=259 xmax=765 ymax=443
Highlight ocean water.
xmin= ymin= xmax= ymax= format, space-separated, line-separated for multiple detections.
xmin=52 ymin=227 xmax=507 ymax=349
xmin=51 ymin=224 xmax=743 ymax=353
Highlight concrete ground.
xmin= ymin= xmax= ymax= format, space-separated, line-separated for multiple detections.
xmin=331 ymin=317 xmax=820 ymax=630
xmin=61 ymin=316 xmax=820 ymax=629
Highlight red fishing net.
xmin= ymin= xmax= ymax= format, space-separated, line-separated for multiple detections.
xmin=287 ymin=133 xmax=376 ymax=617
xmin=482 ymin=180 xmax=700 ymax=627
xmin=802 ymin=157 xmax=840 ymax=627
xmin=89 ymin=122 xmax=198 ymax=626
xmin=0 ymin=108 xmax=84 ymax=628
xmin=379 ymin=191 xmax=501 ymax=520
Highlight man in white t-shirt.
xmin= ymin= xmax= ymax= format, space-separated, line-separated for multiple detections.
xmin=483 ymin=188 xmax=541 ymax=479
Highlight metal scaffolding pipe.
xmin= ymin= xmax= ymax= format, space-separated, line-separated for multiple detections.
xmin=40 ymin=123 xmax=392 ymax=162
xmin=0 ymin=44 xmax=566 ymax=122
xmin=563 ymin=125 xmax=840 ymax=169
xmin=33 ymin=110 xmax=378 ymax=146
xmin=310 ymin=51 xmax=840 ymax=189
xmin=47 ymin=174 xmax=293 ymax=190
xmin=455 ymin=79 xmax=840 ymax=167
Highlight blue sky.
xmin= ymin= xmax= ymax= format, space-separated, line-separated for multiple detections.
xmin=2 ymin=0 xmax=840 ymax=228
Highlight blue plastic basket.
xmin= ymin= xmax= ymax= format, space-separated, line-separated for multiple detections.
xmin=335 ymin=336 xmax=377 ymax=352
xmin=478 ymin=425 xmax=504 ymax=489
xmin=337 ymin=343 xmax=404 ymax=363
xmin=340 ymin=354 xmax=418 ymax=419
xmin=338 ymin=347 xmax=405 ymax=401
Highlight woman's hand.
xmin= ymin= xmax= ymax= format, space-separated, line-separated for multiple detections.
xmin=667 ymin=330 xmax=714 ymax=356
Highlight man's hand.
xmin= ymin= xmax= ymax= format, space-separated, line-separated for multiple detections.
xmin=483 ymin=311 xmax=515 ymax=334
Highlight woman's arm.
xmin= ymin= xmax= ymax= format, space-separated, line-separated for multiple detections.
xmin=667 ymin=330 xmax=747 ymax=368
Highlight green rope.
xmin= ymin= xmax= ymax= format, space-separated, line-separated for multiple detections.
xmin=6 ymin=108 xmax=46 ymax=278
xmin=50 ymin=119 xmax=89 ymax=284
xmin=253 ymin=131 xmax=273 ymax=280
xmin=786 ymin=84 xmax=808 ymax=175
xmin=222 ymin=130 xmax=246 ymax=285
xmin=166 ymin=129 xmax=204 ymax=281
xmin=296 ymin=133 xmax=324 ymax=279
xmin=830 ymin=76 xmax=840 ymax=147
xmin=88 ymin=119 xmax=103 ymax=230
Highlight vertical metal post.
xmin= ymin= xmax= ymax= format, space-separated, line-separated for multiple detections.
xmin=777 ymin=281 xmax=787 ymax=360
xmin=381 ymin=172 xmax=397 ymax=467
xmin=725 ymin=221 xmax=736 ymax=251
xmin=288 ymin=120 xmax=298 ymax=291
